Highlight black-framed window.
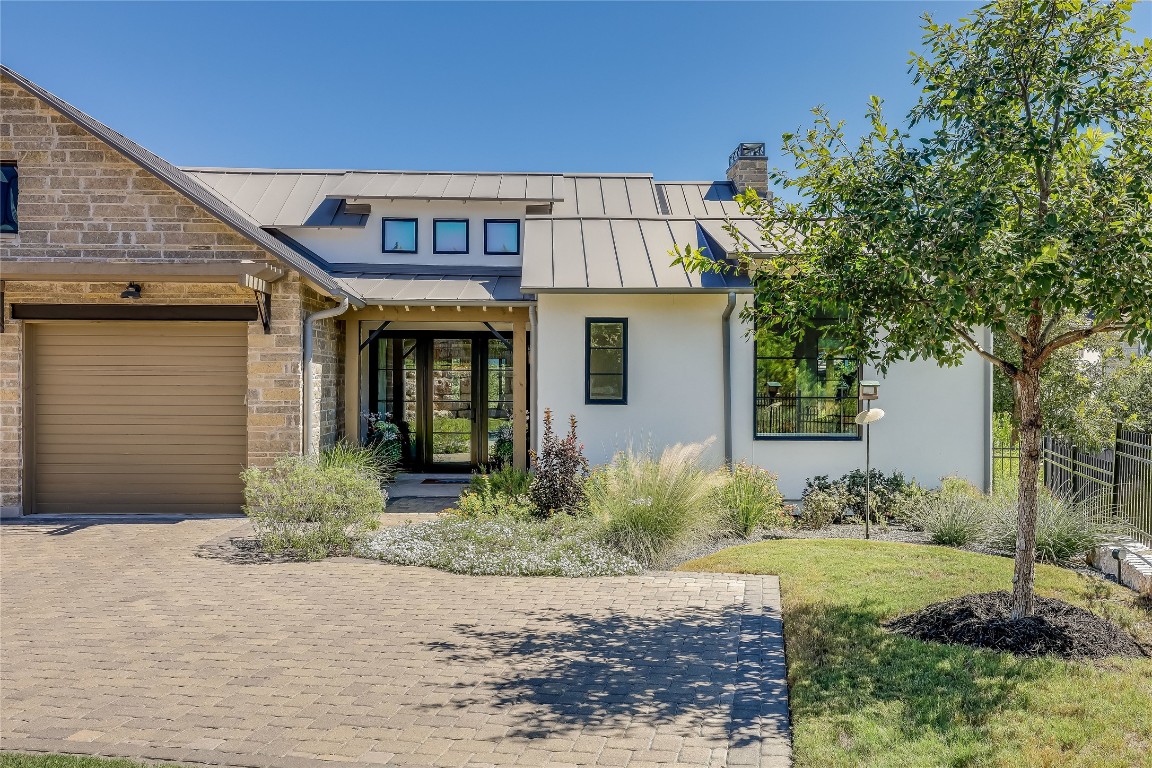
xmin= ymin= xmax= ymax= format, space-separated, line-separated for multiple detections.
xmin=586 ymin=318 xmax=627 ymax=404
xmin=754 ymin=318 xmax=860 ymax=439
xmin=1 ymin=163 xmax=17 ymax=234
xmin=382 ymin=218 xmax=418 ymax=253
xmin=433 ymin=219 xmax=469 ymax=254
xmin=484 ymin=219 xmax=521 ymax=255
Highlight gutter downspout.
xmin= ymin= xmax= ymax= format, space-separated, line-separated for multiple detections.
xmin=529 ymin=304 xmax=539 ymax=458
xmin=303 ymin=298 xmax=350 ymax=456
xmin=983 ymin=326 xmax=994 ymax=494
xmin=722 ymin=292 xmax=737 ymax=466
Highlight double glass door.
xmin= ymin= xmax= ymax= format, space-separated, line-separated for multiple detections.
xmin=371 ymin=333 xmax=514 ymax=470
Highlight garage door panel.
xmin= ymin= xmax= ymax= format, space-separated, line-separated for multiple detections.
xmin=36 ymin=502 xmax=243 ymax=515
xmin=30 ymin=321 xmax=248 ymax=515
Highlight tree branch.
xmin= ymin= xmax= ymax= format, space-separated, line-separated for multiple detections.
xmin=953 ymin=323 xmax=1016 ymax=376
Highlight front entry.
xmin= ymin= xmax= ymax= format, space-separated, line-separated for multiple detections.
xmin=369 ymin=332 xmax=515 ymax=471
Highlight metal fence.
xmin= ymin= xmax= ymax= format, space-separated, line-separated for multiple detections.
xmin=754 ymin=396 xmax=860 ymax=437
xmin=994 ymin=425 xmax=1152 ymax=546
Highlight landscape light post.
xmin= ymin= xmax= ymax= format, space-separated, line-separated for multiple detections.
xmin=854 ymin=381 xmax=884 ymax=540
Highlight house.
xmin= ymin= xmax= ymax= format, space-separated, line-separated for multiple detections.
xmin=0 ymin=66 xmax=991 ymax=516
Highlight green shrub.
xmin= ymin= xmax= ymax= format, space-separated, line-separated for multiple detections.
xmin=907 ymin=491 xmax=991 ymax=546
xmin=529 ymin=409 xmax=589 ymax=516
xmin=453 ymin=486 xmax=536 ymax=520
xmin=798 ymin=485 xmax=853 ymax=529
xmin=718 ymin=462 xmax=785 ymax=538
xmin=319 ymin=441 xmax=397 ymax=485
xmin=471 ymin=465 xmax=532 ymax=499
xmin=984 ymin=491 xmax=1105 ymax=564
xmin=587 ymin=440 xmax=722 ymax=566
xmin=803 ymin=468 xmax=917 ymax=521
xmin=242 ymin=456 xmax=385 ymax=559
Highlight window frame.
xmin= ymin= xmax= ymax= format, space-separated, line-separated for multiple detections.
xmin=1 ymin=162 xmax=17 ymax=235
xmin=752 ymin=319 xmax=861 ymax=441
xmin=483 ymin=219 xmax=521 ymax=256
xmin=585 ymin=317 xmax=628 ymax=405
xmin=432 ymin=218 xmax=470 ymax=255
xmin=381 ymin=217 xmax=419 ymax=254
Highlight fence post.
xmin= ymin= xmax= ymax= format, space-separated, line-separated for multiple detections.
xmin=1071 ymin=444 xmax=1080 ymax=502
xmin=1111 ymin=422 xmax=1122 ymax=517
xmin=1042 ymin=435 xmax=1048 ymax=489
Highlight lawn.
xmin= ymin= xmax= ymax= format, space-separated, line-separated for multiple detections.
xmin=682 ymin=539 xmax=1152 ymax=768
xmin=0 ymin=756 xmax=186 ymax=768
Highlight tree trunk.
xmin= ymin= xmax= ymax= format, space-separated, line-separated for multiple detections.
xmin=1011 ymin=366 xmax=1043 ymax=619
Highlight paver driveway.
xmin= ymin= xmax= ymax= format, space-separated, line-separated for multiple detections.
xmin=0 ymin=518 xmax=789 ymax=768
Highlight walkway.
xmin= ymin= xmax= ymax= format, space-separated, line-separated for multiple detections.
xmin=0 ymin=517 xmax=790 ymax=768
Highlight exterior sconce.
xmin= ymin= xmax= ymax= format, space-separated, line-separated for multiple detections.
xmin=860 ymin=380 xmax=880 ymax=401
xmin=766 ymin=381 xmax=781 ymax=401
xmin=120 ymin=282 xmax=142 ymax=299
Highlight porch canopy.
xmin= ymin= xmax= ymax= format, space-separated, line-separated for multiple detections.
xmin=332 ymin=270 xmax=533 ymax=306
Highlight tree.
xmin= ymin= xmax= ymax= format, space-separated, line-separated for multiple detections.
xmin=994 ymin=328 xmax=1152 ymax=451
xmin=675 ymin=0 xmax=1152 ymax=618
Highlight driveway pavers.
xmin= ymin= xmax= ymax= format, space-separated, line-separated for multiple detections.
xmin=0 ymin=518 xmax=789 ymax=768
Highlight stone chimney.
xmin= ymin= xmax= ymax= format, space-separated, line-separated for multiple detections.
xmin=726 ymin=142 xmax=768 ymax=197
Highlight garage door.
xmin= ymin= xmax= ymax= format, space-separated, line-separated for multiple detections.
xmin=28 ymin=321 xmax=248 ymax=514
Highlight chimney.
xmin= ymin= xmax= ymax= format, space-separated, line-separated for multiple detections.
xmin=726 ymin=142 xmax=768 ymax=198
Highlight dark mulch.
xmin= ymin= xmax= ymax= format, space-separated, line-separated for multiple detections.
xmin=885 ymin=591 xmax=1147 ymax=659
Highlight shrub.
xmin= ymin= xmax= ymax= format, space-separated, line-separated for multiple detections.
xmin=529 ymin=409 xmax=589 ymax=516
xmin=355 ymin=514 xmax=642 ymax=577
xmin=587 ymin=440 xmax=722 ymax=566
xmin=718 ymin=462 xmax=785 ymax=538
xmin=984 ymin=491 xmax=1105 ymax=564
xmin=803 ymin=468 xmax=916 ymax=521
xmin=907 ymin=491 xmax=991 ymax=547
xmin=242 ymin=456 xmax=385 ymax=559
xmin=319 ymin=441 xmax=397 ymax=485
xmin=798 ymin=485 xmax=853 ymax=529
xmin=471 ymin=465 xmax=532 ymax=499
xmin=453 ymin=485 xmax=536 ymax=520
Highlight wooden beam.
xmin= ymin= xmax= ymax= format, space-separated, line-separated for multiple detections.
xmin=344 ymin=319 xmax=361 ymax=445
xmin=512 ymin=315 xmax=528 ymax=470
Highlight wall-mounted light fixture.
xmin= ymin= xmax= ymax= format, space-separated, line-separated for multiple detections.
xmin=120 ymin=282 xmax=142 ymax=299
xmin=765 ymin=381 xmax=781 ymax=402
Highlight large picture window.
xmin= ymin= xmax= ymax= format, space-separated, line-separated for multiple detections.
xmin=586 ymin=318 xmax=627 ymax=404
xmin=754 ymin=319 xmax=860 ymax=439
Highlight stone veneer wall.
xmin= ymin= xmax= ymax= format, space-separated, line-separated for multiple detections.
xmin=302 ymin=285 xmax=346 ymax=453
xmin=0 ymin=74 xmax=319 ymax=515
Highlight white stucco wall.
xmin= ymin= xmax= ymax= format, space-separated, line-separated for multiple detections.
xmin=281 ymin=200 xmax=526 ymax=268
xmin=535 ymin=293 xmax=991 ymax=499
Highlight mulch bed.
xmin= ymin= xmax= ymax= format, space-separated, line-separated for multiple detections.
xmin=886 ymin=591 xmax=1147 ymax=659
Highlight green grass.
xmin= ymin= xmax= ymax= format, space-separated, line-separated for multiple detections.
xmin=682 ymin=539 xmax=1152 ymax=768
xmin=0 ymin=755 xmax=189 ymax=768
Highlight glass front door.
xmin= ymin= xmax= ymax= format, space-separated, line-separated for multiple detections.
xmin=429 ymin=338 xmax=473 ymax=466
xmin=370 ymin=331 xmax=515 ymax=471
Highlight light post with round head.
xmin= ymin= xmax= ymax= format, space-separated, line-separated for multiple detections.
xmin=854 ymin=381 xmax=884 ymax=539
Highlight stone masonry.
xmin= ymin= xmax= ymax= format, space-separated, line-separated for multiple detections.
xmin=0 ymin=74 xmax=346 ymax=515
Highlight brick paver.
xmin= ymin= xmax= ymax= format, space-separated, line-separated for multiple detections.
xmin=0 ymin=518 xmax=789 ymax=767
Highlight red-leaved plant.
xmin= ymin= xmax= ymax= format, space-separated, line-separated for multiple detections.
xmin=529 ymin=409 xmax=589 ymax=516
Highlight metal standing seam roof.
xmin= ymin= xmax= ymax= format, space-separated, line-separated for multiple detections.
xmin=327 ymin=172 xmax=566 ymax=202
xmin=0 ymin=65 xmax=362 ymax=306
xmin=185 ymin=170 xmax=367 ymax=227
xmin=655 ymin=181 xmax=744 ymax=217
xmin=520 ymin=217 xmax=753 ymax=292
xmin=332 ymin=274 xmax=531 ymax=305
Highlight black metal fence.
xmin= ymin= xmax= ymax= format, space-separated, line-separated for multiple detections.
xmin=994 ymin=425 xmax=1152 ymax=546
xmin=754 ymin=396 xmax=860 ymax=437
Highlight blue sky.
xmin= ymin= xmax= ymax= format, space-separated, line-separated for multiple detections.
xmin=2 ymin=1 xmax=1149 ymax=180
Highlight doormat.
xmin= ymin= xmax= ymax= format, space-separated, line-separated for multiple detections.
xmin=421 ymin=478 xmax=471 ymax=484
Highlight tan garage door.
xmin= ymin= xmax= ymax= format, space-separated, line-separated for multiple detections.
xmin=28 ymin=321 xmax=248 ymax=514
